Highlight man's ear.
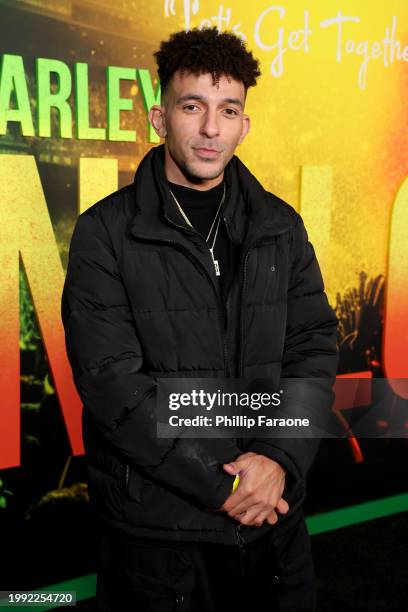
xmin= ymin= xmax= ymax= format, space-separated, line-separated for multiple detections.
xmin=238 ymin=114 xmax=250 ymax=145
xmin=148 ymin=105 xmax=167 ymax=138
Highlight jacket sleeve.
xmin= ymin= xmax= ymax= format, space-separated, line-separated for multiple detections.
xmin=245 ymin=211 xmax=339 ymax=492
xmin=61 ymin=209 xmax=238 ymax=510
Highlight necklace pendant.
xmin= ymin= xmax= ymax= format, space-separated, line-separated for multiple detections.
xmin=209 ymin=248 xmax=220 ymax=276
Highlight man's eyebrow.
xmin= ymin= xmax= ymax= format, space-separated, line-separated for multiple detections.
xmin=175 ymin=94 xmax=243 ymax=109
xmin=223 ymin=97 xmax=243 ymax=109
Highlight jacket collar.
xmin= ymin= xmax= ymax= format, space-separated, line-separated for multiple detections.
xmin=129 ymin=144 xmax=292 ymax=246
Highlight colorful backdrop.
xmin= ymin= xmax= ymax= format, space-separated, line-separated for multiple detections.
xmin=0 ymin=0 xmax=407 ymax=603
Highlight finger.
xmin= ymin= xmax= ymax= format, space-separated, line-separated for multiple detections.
xmin=227 ymin=488 xmax=282 ymax=517
xmin=221 ymin=485 xmax=255 ymax=514
xmin=228 ymin=500 xmax=253 ymax=518
xmin=276 ymin=497 xmax=290 ymax=514
xmin=251 ymin=498 xmax=288 ymax=525
xmin=247 ymin=508 xmax=272 ymax=527
xmin=235 ymin=504 xmax=265 ymax=526
xmin=222 ymin=492 xmax=249 ymax=514
xmin=227 ymin=492 xmax=262 ymax=517
xmin=266 ymin=509 xmax=278 ymax=525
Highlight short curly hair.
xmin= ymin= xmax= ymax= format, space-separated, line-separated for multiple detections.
xmin=154 ymin=27 xmax=261 ymax=99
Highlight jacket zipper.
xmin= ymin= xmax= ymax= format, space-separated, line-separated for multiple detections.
xmin=163 ymin=213 xmax=232 ymax=378
xmin=121 ymin=462 xmax=130 ymax=498
xmin=235 ymin=523 xmax=246 ymax=575
xmin=221 ymin=214 xmax=288 ymax=378
xmin=132 ymin=232 xmax=230 ymax=377
xmin=232 ymin=238 xmax=277 ymax=552
xmin=235 ymin=235 xmax=286 ymax=448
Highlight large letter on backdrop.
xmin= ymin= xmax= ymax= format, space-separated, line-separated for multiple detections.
xmin=383 ymin=176 xmax=408 ymax=398
xmin=0 ymin=156 xmax=85 ymax=468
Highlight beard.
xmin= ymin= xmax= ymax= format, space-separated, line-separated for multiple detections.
xmin=167 ymin=144 xmax=227 ymax=185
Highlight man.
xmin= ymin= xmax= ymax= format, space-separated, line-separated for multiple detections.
xmin=61 ymin=27 xmax=339 ymax=611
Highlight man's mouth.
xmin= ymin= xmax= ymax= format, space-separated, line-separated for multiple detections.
xmin=193 ymin=147 xmax=220 ymax=158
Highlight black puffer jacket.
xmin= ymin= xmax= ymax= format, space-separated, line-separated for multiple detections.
xmin=61 ymin=144 xmax=339 ymax=546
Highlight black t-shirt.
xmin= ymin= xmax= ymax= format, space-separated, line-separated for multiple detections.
xmin=167 ymin=180 xmax=238 ymax=307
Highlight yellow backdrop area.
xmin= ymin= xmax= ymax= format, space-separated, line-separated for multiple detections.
xmin=149 ymin=0 xmax=408 ymax=303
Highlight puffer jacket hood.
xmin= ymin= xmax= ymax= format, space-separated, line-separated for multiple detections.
xmin=61 ymin=144 xmax=339 ymax=546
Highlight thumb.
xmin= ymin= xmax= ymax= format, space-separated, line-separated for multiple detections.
xmin=276 ymin=497 xmax=290 ymax=514
xmin=223 ymin=455 xmax=251 ymax=474
xmin=223 ymin=462 xmax=240 ymax=474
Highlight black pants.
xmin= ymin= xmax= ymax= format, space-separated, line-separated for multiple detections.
xmin=96 ymin=515 xmax=316 ymax=611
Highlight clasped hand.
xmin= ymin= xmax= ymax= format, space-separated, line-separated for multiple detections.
xmin=219 ymin=452 xmax=289 ymax=527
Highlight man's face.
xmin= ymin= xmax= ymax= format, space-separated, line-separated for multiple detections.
xmin=149 ymin=70 xmax=250 ymax=188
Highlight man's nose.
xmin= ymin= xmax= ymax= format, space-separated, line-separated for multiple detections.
xmin=199 ymin=109 xmax=220 ymax=139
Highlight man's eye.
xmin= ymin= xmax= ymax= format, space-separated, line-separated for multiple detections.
xmin=224 ymin=108 xmax=238 ymax=116
xmin=183 ymin=104 xmax=199 ymax=111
